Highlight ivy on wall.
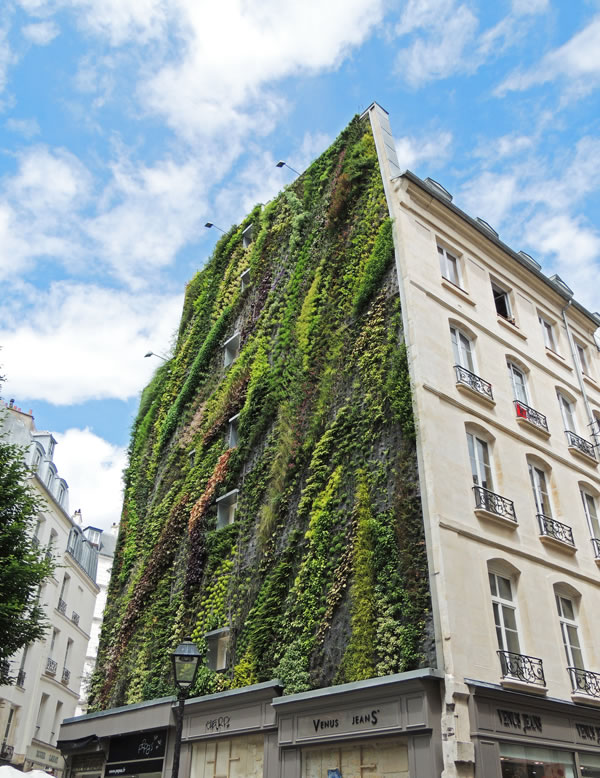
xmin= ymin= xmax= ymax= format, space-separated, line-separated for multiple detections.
xmin=89 ymin=115 xmax=432 ymax=711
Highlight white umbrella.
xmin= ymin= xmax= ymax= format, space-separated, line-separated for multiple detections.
xmin=0 ymin=767 xmax=58 ymax=778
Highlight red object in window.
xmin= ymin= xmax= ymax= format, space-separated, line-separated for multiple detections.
xmin=516 ymin=403 xmax=528 ymax=418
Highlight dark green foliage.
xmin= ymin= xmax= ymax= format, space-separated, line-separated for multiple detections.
xmin=0 ymin=412 xmax=54 ymax=683
xmin=90 ymin=115 xmax=431 ymax=710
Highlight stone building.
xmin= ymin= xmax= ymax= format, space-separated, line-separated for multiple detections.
xmin=0 ymin=403 xmax=99 ymax=776
xmin=58 ymin=105 xmax=600 ymax=777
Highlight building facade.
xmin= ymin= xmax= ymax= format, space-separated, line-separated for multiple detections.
xmin=59 ymin=105 xmax=600 ymax=777
xmin=0 ymin=403 xmax=99 ymax=776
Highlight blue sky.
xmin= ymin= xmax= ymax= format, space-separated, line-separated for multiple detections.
xmin=1 ymin=0 xmax=599 ymax=529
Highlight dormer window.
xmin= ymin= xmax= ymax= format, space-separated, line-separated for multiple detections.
xmin=223 ymin=333 xmax=240 ymax=367
xmin=242 ymin=223 xmax=253 ymax=249
xmin=240 ymin=268 xmax=250 ymax=292
xmin=48 ymin=439 xmax=55 ymax=459
xmin=205 ymin=627 xmax=230 ymax=671
xmin=216 ymin=489 xmax=238 ymax=529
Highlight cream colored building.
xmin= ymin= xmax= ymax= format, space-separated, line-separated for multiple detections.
xmin=0 ymin=403 xmax=99 ymax=776
xmin=367 ymin=102 xmax=600 ymax=777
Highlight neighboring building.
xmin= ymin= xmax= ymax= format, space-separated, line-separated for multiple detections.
xmin=75 ymin=523 xmax=117 ymax=716
xmin=0 ymin=402 xmax=99 ymax=776
xmin=58 ymin=106 xmax=600 ymax=777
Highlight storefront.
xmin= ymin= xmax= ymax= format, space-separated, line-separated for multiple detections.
xmin=468 ymin=680 xmax=600 ymax=777
xmin=273 ymin=669 xmax=443 ymax=777
xmin=25 ymin=742 xmax=65 ymax=776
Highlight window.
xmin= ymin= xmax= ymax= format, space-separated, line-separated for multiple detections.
xmin=241 ymin=223 xmax=253 ymax=249
xmin=489 ymin=572 xmax=521 ymax=655
xmin=223 ymin=333 xmax=240 ymax=367
xmin=556 ymin=594 xmax=584 ymax=669
xmin=437 ymin=245 xmax=460 ymax=286
xmin=216 ymin=489 xmax=238 ymax=529
xmin=507 ymin=362 xmax=528 ymax=404
xmin=49 ymin=628 xmax=59 ymax=656
xmin=558 ymin=391 xmax=577 ymax=433
xmin=467 ymin=433 xmax=493 ymax=490
xmin=492 ymin=283 xmax=512 ymax=320
xmin=31 ymin=447 xmax=42 ymax=473
xmin=529 ymin=464 xmax=552 ymax=517
xmin=581 ymin=490 xmax=600 ymax=537
xmin=228 ymin=413 xmax=240 ymax=447
xmin=539 ymin=315 xmax=556 ymax=350
xmin=205 ymin=628 xmax=230 ymax=671
xmin=450 ymin=326 xmax=475 ymax=372
xmin=576 ymin=342 xmax=589 ymax=375
xmin=46 ymin=466 xmax=55 ymax=490
xmin=240 ymin=268 xmax=250 ymax=291
xmin=48 ymin=439 xmax=55 ymax=458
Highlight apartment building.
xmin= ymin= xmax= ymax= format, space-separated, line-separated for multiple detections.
xmin=58 ymin=105 xmax=600 ymax=778
xmin=0 ymin=404 xmax=99 ymax=776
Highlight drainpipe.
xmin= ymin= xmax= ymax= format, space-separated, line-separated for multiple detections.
xmin=560 ymin=300 xmax=596 ymax=434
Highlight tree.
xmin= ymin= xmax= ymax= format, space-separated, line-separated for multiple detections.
xmin=0 ymin=403 xmax=54 ymax=685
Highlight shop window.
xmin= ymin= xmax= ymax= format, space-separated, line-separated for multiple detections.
xmin=499 ymin=743 xmax=576 ymax=778
xmin=302 ymin=738 xmax=409 ymax=778
xmin=192 ymin=734 xmax=264 ymax=778
xmin=437 ymin=244 xmax=461 ymax=287
xmin=580 ymin=752 xmax=600 ymax=777
xmin=223 ymin=333 xmax=240 ymax=367
xmin=216 ymin=489 xmax=238 ymax=529
xmin=492 ymin=282 xmax=512 ymax=321
xmin=205 ymin=627 xmax=230 ymax=672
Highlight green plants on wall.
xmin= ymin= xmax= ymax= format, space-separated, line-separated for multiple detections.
xmin=89 ymin=114 xmax=432 ymax=711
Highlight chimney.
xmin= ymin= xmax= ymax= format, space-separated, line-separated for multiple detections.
xmin=72 ymin=509 xmax=83 ymax=525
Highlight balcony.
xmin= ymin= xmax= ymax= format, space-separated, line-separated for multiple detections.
xmin=61 ymin=666 xmax=71 ymax=686
xmin=71 ymin=611 xmax=80 ymax=626
xmin=0 ymin=742 xmax=14 ymax=761
xmin=57 ymin=598 xmax=67 ymax=615
xmin=498 ymin=650 xmax=546 ymax=689
xmin=16 ymin=669 xmax=26 ymax=688
xmin=454 ymin=365 xmax=494 ymax=403
xmin=45 ymin=657 xmax=57 ymax=676
xmin=514 ymin=401 xmax=549 ymax=435
xmin=569 ymin=667 xmax=600 ymax=700
xmin=473 ymin=486 xmax=517 ymax=526
xmin=565 ymin=430 xmax=597 ymax=464
xmin=537 ymin=514 xmax=575 ymax=551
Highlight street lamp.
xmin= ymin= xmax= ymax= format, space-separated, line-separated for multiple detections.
xmin=144 ymin=351 xmax=168 ymax=361
xmin=171 ymin=638 xmax=201 ymax=778
xmin=275 ymin=160 xmax=301 ymax=176
xmin=205 ymin=222 xmax=226 ymax=234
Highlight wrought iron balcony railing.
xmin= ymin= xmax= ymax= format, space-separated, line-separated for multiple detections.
xmin=57 ymin=598 xmax=67 ymax=615
xmin=569 ymin=667 xmax=600 ymax=698
xmin=565 ymin=430 xmax=597 ymax=460
xmin=45 ymin=657 xmax=57 ymax=675
xmin=592 ymin=538 xmax=600 ymax=560
xmin=71 ymin=611 xmax=80 ymax=626
xmin=16 ymin=669 xmax=26 ymax=688
xmin=0 ymin=742 xmax=14 ymax=760
xmin=537 ymin=514 xmax=575 ymax=547
xmin=454 ymin=365 xmax=494 ymax=401
xmin=498 ymin=650 xmax=546 ymax=687
xmin=61 ymin=666 xmax=71 ymax=685
xmin=514 ymin=401 xmax=549 ymax=432
xmin=473 ymin=486 xmax=517 ymax=522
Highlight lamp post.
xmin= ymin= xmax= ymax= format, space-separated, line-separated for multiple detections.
xmin=171 ymin=638 xmax=201 ymax=778
xmin=144 ymin=351 xmax=168 ymax=361
xmin=204 ymin=222 xmax=226 ymax=234
xmin=275 ymin=160 xmax=301 ymax=176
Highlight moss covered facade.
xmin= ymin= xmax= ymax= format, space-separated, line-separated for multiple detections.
xmin=89 ymin=114 xmax=432 ymax=711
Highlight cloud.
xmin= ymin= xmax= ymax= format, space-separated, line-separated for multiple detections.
xmin=4 ymin=117 xmax=41 ymax=137
xmin=22 ymin=20 xmax=60 ymax=44
xmin=0 ymin=282 xmax=182 ymax=405
xmin=0 ymin=22 xmax=17 ymax=96
xmin=395 ymin=129 xmax=452 ymax=171
xmin=53 ymin=427 xmax=126 ymax=531
xmin=496 ymin=15 xmax=600 ymax=97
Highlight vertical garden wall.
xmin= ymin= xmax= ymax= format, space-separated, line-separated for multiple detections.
xmin=89 ymin=115 xmax=433 ymax=711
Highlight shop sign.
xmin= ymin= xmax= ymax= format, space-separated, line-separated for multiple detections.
xmin=297 ymin=702 xmax=398 ymax=740
xmin=105 ymin=759 xmax=164 ymax=777
xmin=108 ymin=731 xmax=166 ymax=763
xmin=575 ymin=723 xmax=600 ymax=745
xmin=497 ymin=709 xmax=543 ymax=734
xmin=26 ymin=744 xmax=64 ymax=770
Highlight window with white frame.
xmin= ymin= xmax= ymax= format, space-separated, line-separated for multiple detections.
xmin=489 ymin=571 xmax=521 ymax=656
xmin=556 ymin=594 xmax=584 ymax=670
xmin=467 ymin=433 xmax=494 ymax=491
xmin=492 ymin=283 xmax=512 ymax=320
xmin=557 ymin=391 xmax=577 ymax=433
xmin=507 ymin=362 xmax=528 ymax=405
xmin=216 ymin=489 xmax=238 ymax=530
xmin=437 ymin=245 xmax=461 ymax=286
xmin=450 ymin=326 xmax=475 ymax=373
xmin=529 ymin=463 xmax=552 ymax=517
xmin=31 ymin=447 xmax=42 ymax=473
xmin=539 ymin=315 xmax=556 ymax=350
xmin=581 ymin=490 xmax=600 ymax=541
xmin=575 ymin=342 xmax=589 ymax=375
